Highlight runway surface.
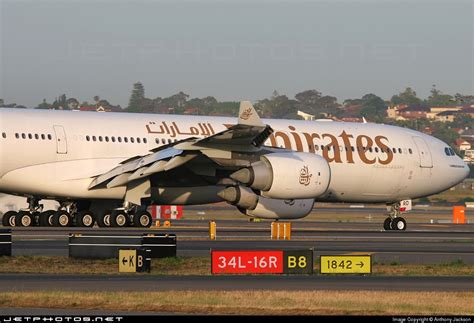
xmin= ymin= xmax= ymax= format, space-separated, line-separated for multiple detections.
xmin=10 ymin=220 xmax=474 ymax=264
xmin=0 ymin=274 xmax=472 ymax=292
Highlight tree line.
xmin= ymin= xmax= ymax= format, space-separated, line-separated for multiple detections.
xmin=1 ymin=83 xmax=472 ymax=148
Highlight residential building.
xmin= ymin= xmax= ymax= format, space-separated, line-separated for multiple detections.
xmin=297 ymin=110 xmax=315 ymax=121
xmin=427 ymin=105 xmax=463 ymax=119
xmin=397 ymin=106 xmax=430 ymax=120
xmin=454 ymin=139 xmax=471 ymax=152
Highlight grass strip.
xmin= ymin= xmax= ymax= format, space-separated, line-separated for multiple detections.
xmin=0 ymin=290 xmax=472 ymax=315
xmin=0 ymin=256 xmax=472 ymax=276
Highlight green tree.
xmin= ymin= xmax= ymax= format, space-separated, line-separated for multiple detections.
xmin=0 ymin=98 xmax=3 ymax=106
xmin=213 ymin=101 xmax=239 ymax=116
xmin=160 ymin=92 xmax=189 ymax=113
xmin=359 ymin=94 xmax=387 ymax=122
xmin=128 ymin=82 xmax=146 ymax=110
xmin=256 ymin=94 xmax=298 ymax=118
xmin=432 ymin=126 xmax=458 ymax=147
xmin=295 ymin=90 xmax=322 ymax=106
xmin=454 ymin=93 xmax=474 ymax=104
xmin=344 ymin=94 xmax=387 ymax=122
xmin=51 ymin=94 xmax=68 ymax=110
xmin=388 ymin=118 xmax=431 ymax=132
xmin=295 ymin=89 xmax=340 ymax=117
xmin=97 ymin=99 xmax=111 ymax=108
xmin=66 ymin=98 xmax=79 ymax=110
xmin=391 ymin=87 xmax=423 ymax=106
xmin=425 ymin=85 xmax=454 ymax=106
xmin=36 ymin=99 xmax=51 ymax=109
xmin=452 ymin=114 xmax=473 ymax=130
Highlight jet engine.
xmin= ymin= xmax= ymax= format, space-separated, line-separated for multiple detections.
xmin=217 ymin=186 xmax=314 ymax=219
xmin=230 ymin=152 xmax=330 ymax=199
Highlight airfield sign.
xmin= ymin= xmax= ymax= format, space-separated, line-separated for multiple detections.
xmin=320 ymin=255 xmax=372 ymax=274
xmin=119 ymin=249 xmax=151 ymax=273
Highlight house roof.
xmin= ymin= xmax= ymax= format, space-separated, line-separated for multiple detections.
xmin=455 ymin=138 xmax=470 ymax=146
xmin=461 ymin=128 xmax=474 ymax=137
xmin=399 ymin=106 xmax=430 ymax=113
xmin=79 ymin=106 xmax=97 ymax=111
xmin=436 ymin=111 xmax=457 ymax=116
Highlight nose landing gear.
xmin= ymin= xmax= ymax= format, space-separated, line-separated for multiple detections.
xmin=384 ymin=201 xmax=409 ymax=231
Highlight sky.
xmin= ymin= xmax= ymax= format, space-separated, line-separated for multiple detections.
xmin=0 ymin=0 xmax=473 ymax=107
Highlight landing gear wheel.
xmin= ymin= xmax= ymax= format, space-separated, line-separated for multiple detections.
xmin=110 ymin=210 xmax=129 ymax=227
xmin=77 ymin=210 xmax=95 ymax=228
xmin=39 ymin=211 xmax=55 ymax=226
xmin=31 ymin=212 xmax=40 ymax=226
xmin=133 ymin=211 xmax=152 ymax=228
xmin=53 ymin=210 xmax=72 ymax=227
xmin=391 ymin=217 xmax=407 ymax=231
xmin=97 ymin=210 xmax=111 ymax=227
xmin=47 ymin=211 xmax=56 ymax=226
xmin=15 ymin=211 xmax=34 ymax=227
xmin=383 ymin=217 xmax=393 ymax=231
xmin=2 ymin=211 xmax=17 ymax=227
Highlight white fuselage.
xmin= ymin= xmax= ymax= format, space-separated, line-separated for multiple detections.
xmin=0 ymin=108 xmax=469 ymax=203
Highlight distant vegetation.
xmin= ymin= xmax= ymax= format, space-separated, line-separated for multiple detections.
xmin=1 ymin=83 xmax=472 ymax=157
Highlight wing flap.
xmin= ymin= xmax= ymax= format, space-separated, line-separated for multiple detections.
xmin=88 ymin=147 xmax=183 ymax=189
xmin=88 ymin=101 xmax=272 ymax=191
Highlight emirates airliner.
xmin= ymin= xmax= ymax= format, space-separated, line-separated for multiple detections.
xmin=0 ymin=102 xmax=469 ymax=230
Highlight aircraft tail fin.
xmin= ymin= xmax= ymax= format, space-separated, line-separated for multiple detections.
xmin=238 ymin=101 xmax=264 ymax=127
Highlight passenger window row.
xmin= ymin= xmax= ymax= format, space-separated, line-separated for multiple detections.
xmin=85 ymin=135 xmax=148 ymax=144
xmin=2 ymin=132 xmax=178 ymax=147
xmin=155 ymin=138 xmax=179 ymax=145
xmin=13 ymin=133 xmax=53 ymax=140
xmin=314 ymin=145 xmax=413 ymax=154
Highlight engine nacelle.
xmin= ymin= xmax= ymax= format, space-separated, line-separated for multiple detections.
xmin=217 ymin=185 xmax=314 ymax=219
xmin=230 ymin=152 xmax=330 ymax=199
xmin=245 ymin=196 xmax=314 ymax=219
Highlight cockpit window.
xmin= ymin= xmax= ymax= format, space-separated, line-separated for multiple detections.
xmin=445 ymin=147 xmax=456 ymax=156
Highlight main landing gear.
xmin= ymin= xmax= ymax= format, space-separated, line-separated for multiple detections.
xmin=1 ymin=199 xmax=152 ymax=228
xmin=97 ymin=202 xmax=152 ymax=228
xmin=1 ymin=197 xmax=44 ymax=227
xmin=383 ymin=202 xmax=408 ymax=231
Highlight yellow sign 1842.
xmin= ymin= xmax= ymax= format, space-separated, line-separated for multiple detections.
xmin=320 ymin=255 xmax=372 ymax=274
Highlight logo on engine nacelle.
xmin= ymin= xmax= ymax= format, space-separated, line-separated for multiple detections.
xmin=299 ymin=165 xmax=312 ymax=186
xmin=240 ymin=107 xmax=253 ymax=120
xmin=284 ymin=199 xmax=295 ymax=206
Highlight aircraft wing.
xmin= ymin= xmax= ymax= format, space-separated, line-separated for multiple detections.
xmin=88 ymin=101 xmax=274 ymax=203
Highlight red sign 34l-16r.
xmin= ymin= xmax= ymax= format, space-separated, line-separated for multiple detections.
xmin=211 ymin=250 xmax=313 ymax=275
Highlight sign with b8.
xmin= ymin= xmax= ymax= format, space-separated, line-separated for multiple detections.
xmin=211 ymin=250 xmax=313 ymax=274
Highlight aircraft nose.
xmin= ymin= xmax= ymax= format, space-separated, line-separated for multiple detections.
xmin=455 ymin=157 xmax=470 ymax=183
xmin=461 ymin=162 xmax=470 ymax=180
